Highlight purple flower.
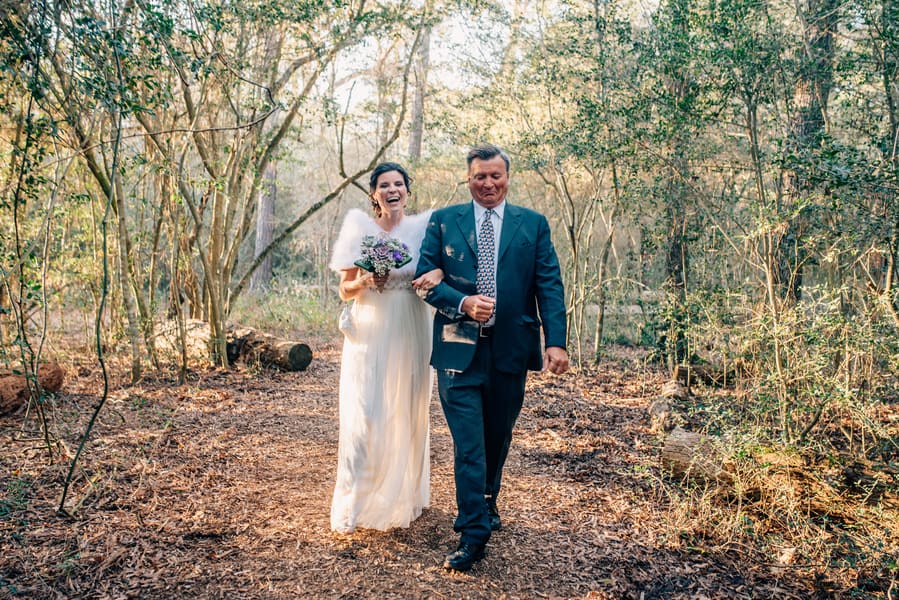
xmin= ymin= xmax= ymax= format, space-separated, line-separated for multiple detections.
xmin=356 ymin=234 xmax=413 ymax=277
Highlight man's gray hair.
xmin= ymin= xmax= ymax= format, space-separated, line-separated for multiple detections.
xmin=466 ymin=144 xmax=511 ymax=172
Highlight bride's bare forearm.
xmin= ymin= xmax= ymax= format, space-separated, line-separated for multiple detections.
xmin=339 ymin=269 xmax=372 ymax=300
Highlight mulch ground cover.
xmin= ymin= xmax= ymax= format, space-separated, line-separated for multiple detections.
xmin=0 ymin=340 xmax=871 ymax=598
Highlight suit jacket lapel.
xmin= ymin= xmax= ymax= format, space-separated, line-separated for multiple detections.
xmin=455 ymin=204 xmax=478 ymax=258
xmin=498 ymin=203 xmax=523 ymax=263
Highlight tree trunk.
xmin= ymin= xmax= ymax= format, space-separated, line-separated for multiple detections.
xmin=407 ymin=26 xmax=430 ymax=162
xmin=206 ymin=187 xmax=228 ymax=366
xmin=165 ymin=178 xmax=190 ymax=383
xmin=663 ymin=172 xmax=689 ymax=372
xmin=659 ymin=0 xmax=694 ymax=373
xmin=777 ymin=0 xmax=838 ymax=302
xmin=877 ymin=0 xmax=899 ymax=326
xmin=0 ymin=284 xmax=8 ymax=345
xmin=113 ymin=189 xmax=143 ymax=383
xmin=594 ymin=163 xmax=622 ymax=361
xmin=113 ymin=175 xmax=159 ymax=374
xmin=250 ymin=163 xmax=277 ymax=292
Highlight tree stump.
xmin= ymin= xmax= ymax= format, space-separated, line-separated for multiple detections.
xmin=647 ymin=381 xmax=688 ymax=433
xmin=0 ymin=361 xmax=65 ymax=416
xmin=648 ymin=398 xmax=672 ymax=433
xmin=661 ymin=426 xmax=732 ymax=483
xmin=226 ymin=327 xmax=312 ymax=371
xmin=660 ymin=380 xmax=688 ymax=401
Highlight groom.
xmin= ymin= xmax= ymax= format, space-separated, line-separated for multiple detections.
xmin=416 ymin=144 xmax=569 ymax=571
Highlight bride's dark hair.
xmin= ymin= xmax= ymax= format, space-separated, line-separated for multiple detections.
xmin=369 ymin=162 xmax=412 ymax=217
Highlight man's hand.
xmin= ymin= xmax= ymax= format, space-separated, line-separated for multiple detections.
xmin=461 ymin=295 xmax=496 ymax=323
xmin=543 ymin=346 xmax=569 ymax=374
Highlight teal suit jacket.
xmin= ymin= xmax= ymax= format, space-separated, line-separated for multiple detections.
xmin=415 ymin=201 xmax=567 ymax=374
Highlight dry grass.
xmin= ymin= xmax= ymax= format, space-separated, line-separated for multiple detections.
xmin=0 ymin=340 xmax=896 ymax=599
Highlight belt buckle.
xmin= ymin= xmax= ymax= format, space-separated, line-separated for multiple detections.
xmin=479 ymin=325 xmax=492 ymax=338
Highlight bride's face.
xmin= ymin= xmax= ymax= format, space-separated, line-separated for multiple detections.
xmin=372 ymin=170 xmax=408 ymax=217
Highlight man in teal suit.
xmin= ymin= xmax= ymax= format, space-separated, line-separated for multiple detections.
xmin=416 ymin=144 xmax=569 ymax=571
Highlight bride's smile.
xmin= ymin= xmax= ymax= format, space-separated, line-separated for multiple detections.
xmin=374 ymin=171 xmax=408 ymax=217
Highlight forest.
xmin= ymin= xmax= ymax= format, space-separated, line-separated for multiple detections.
xmin=1 ymin=0 xmax=898 ymax=597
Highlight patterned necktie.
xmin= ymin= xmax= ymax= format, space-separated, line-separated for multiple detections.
xmin=476 ymin=209 xmax=496 ymax=298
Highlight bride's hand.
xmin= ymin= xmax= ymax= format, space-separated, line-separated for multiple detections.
xmin=339 ymin=268 xmax=375 ymax=300
xmin=354 ymin=271 xmax=377 ymax=293
xmin=372 ymin=271 xmax=389 ymax=290
xmin=412 ymin=268 xmax=443 ymax=291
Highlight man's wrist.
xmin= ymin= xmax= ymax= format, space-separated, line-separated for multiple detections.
xmin=457 ymin=296 xmax=469 ymax=317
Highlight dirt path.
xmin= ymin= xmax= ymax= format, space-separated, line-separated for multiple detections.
xmin=1 ymin=343 xmax=813 ymax=599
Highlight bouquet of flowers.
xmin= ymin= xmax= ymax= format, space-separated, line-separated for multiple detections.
xmin=355 ymin=234 xmax=412 ymax=279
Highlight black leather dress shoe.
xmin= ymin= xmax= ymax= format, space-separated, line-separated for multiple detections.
xmin=443 ymin=542 xmax=486 ymax=572
xmin=487 ymin=501 xmax=502 ymax=531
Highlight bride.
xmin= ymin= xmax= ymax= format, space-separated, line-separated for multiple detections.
xmin=328 ymin=162 xmax=440 ymax=534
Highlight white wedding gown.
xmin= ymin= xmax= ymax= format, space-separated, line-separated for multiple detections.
xmin=328 ymin=208 xmax=433 ymax=533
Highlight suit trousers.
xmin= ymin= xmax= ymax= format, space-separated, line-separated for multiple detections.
xmin=437 ymin=334 xmax=527 ymax=545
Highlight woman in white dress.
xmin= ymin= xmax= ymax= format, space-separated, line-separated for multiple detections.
xmin=328 ymin=162 xmax=440 ymax=534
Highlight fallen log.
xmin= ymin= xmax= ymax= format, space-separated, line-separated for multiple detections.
xmin=226 ymin=327 xmax=312 ymax=371
xmin=661 ymin=426 xmax=732 ymax=483
xmin=0 ymin=361 xmax=65 ymax=416
xmin=154 ymin=318 xmax=212 ymax=361
xmin=674 ymin=363 xmax=739 ymax=388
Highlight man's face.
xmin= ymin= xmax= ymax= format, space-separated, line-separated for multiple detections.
xmin=468 ymin=155 xmax=509 ymax=209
